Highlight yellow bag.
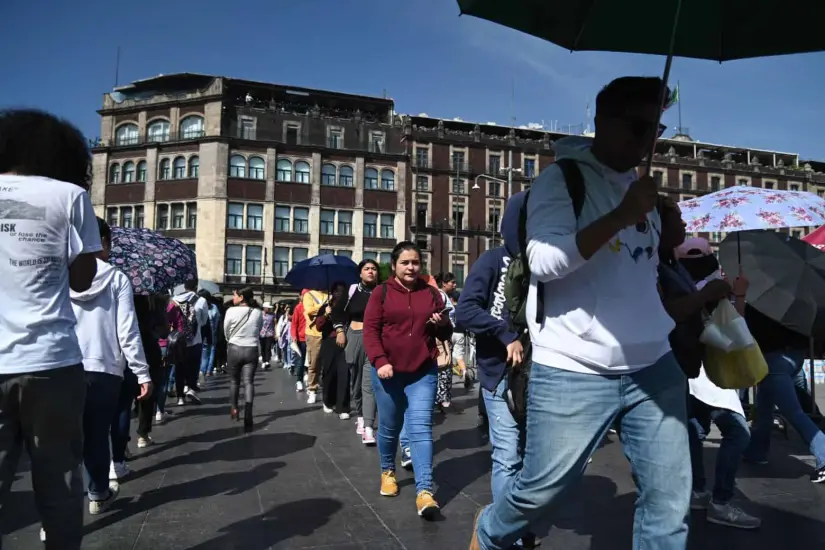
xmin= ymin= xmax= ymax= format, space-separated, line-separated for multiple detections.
xmin=702 ymin=301 xmax=768 ymax=389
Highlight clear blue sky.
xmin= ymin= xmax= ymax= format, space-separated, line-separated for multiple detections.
xmin=2 ymin=0 xmax=823 ymax=159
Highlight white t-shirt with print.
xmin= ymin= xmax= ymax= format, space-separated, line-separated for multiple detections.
xmin=0 ymin=175 xmax=103 ymax=373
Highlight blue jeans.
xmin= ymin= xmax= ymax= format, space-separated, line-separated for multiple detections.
xmin=744 ymin=350 xmax=825 ymax=469
xmin=200 ymin=342 xmax=216 ymax=376
xmin=293 ymin=341 xmax=307 ymax=380
xmin=111 ymin=369 xmax=137 ymax=463
xmin=83 ymin=372 xmax=121 ymax=500
xmin=476 ymin=353 xmax=690 ymax=550
xmin=371 ymin=364 xmax=437 ymax=493
xmin=482 ymin=376 xmax=524 ymax=505
xmin=688 ymin=404 xmax=749 ymax=503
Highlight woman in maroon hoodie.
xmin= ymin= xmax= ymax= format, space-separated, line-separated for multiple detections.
xmin=363 ymin=241 xmax=452 ymax=519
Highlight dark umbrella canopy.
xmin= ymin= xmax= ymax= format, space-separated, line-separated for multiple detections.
xmin=109 ymin=227 xmax=198 ymax=295
xmin=456 ymin=1 xmax=825 ymax=61
xmin=719 ymin=231 xmax=825 ymax=337
xmin=284 ymin=254 xmax=359 ymax=291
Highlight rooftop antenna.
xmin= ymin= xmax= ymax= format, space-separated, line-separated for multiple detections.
xmin=114 ymin=46 xmax=121 ymax=88
xmin=584 ymin=99 xmax=591 ymax=134
xmin=510 ymin=77 xmax=516 ymax=126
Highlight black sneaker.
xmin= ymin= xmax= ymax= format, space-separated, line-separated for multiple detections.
xmin=401 ymin=447 xmax=413 ymax=470
xmin=811 ymin=466 xmax=825 ymax=483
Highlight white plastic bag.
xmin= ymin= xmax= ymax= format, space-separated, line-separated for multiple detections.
xmin=700 ymin=300 xmax=754 ymax=351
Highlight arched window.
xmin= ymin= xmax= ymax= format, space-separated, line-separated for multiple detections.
xmin=321 ymin=163 xmax=336 ymax=186
xmin=136 ymin=161 xmax=147 ymax=182
xmin=147 ymin=120 xmax=170 ymax=143
xmin=364 ymin=167 xmax=378 ymax=189
xmin=381 ymin=169 xmax=395 ymax=191
xmin=179 ymin=115 xmax=205 ymax=140
xmin=295 ymin=161 xmax=310 ymax=184
xmin=173 ymin=156 xmax=186 ymax=179
xmin=249 ymin=156 xmax=265 ymax=180
xmin=339 ymin=165 xmax=354 ymax=187
xmin=109 ymin=163 xmax=120 ymax=184
xmin=114 ymin=124 xmax=138 ymax=146
xmin=159 ymin=158 xmax=170 ymax=180
xmin=229 ymin=155 xmax=246 ymax=178
xmin=188 ymin=156 xmax=200 ymax=178
xmin=276 ymin=159 xmax=292 ymax=181
xmin=122 ymin=161 xmax=135 ymax=183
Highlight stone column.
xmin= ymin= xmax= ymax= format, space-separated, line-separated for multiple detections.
xmin=144 ymin=147 xmax=158 ymax=203
xmin=265 ymin=147 xmax=277 ymax=202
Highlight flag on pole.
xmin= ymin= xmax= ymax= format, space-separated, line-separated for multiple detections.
xmin=665 ymin=83 xmax=680 ymax=110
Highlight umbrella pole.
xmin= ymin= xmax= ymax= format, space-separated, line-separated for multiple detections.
xmin=810 ymin=337 xmax=818 ymax=417
xmin=644 ymin=0 xmax=684 ymax=176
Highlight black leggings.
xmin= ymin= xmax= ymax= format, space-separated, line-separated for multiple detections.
xmin=260 ymin=337 xmax=274 ymax=365
xmin=227 ymin=344 xmax=258 ymax=411
xmin=320 ymin=339 xmax=350 ymax=414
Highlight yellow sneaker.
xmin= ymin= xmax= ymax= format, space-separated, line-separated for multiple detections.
xmin=468 ymin=507 xmax=483 ymax=550
xmin=416 ymin=490 xmax=440 ymax=519
xmin=380 ymin=471 xmax=398 ymax=497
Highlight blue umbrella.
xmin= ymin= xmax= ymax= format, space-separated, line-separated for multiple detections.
xmin=284 ymin=254 xmax=359 ymax=291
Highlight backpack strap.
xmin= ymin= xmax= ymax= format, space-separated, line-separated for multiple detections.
xmin=380 ymin=283 xmax=388 ymax=304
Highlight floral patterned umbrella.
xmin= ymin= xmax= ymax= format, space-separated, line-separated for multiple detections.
xmin=109 ymin=227 xmax=198 ymax=295
xmin=679 ymin=187 xmax=825 ymax=233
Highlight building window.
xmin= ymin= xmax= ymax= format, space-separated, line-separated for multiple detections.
xmin=681 ymin=173 xmax=693 ymax=189
xmin=273 ymin=247 xmax=289 ymax=278
xmin=115 ymin=124 xmax=139 ymax=146
xmin=179 ymin=116 xmax=205 ymax=140
xmin=737 ymin=179 xmax=748 ymax=186
xmin=109 ymin=163 xmax=120 ymax=184
xmin=652 ymin=170 xmax=663 ymax=186
xmin=229 ymin=155 xmax=246 ymax=178
xmin=120 ymin=207 xmax=133 ymax=228
xmin=292 ymin=247 xmax=308 ymax=265
xmin=121 ymin=161 xmax=135 ymax=183
xmin=136 ymin=161 xmax=147 ymax=182
xmin=415 ymin=147 xmax=429 ymax=168
xmin=363 ymin=251 xmax=378 ymax=261
xmin=227 ymin=203 xmax=244 ymax=229
xmin=791 ymin=229 xmax=802 ymax=239
xmin=147 ymin=120 xmax=170 ymax=143
xmin=451 ymin=151 xmax=466 ymax=171
xmin=319 ymin=248 xmax=334 ymax=256
xmin=369 ymin=132 xmax=385 ymax=153
xmin=275 ymin=206 xmax=290 ymax=232
xmin=246 ymin=204 xmax=263 ymax=231
xmin=246 ymin=246 xmax=262 ymax=276
xmin=188 ymin=156 xmax=199 ymax=178
xmin=764 ymin=180 xmax=774 ymax=190
xmin=524 ymin=158 xmax=536 ymax=178
xmin=452 ymin=178 xmax=465 ymax=194
xmin=249 ymin=156 xmax=265 ymax=180
xmin=364 ymin=168 xmax=378 ymax=189
xmin=173 ymin=156 xmax=186 ymax=179
xmin=416 ymin=175 xmax=428 ymax=192
xmin=276 ymin=159 xmax=292 ymax=181
xmin=285 ymin=124 xmax=300 ymax=145
xmin=338 ymin=211 xmax=353 ymax=236
xmin=328 ymin=127 xmax=343 ymax=149
xmin=293 ymin=207 xmax=309 ymax=233
xmin=186 ymin=203 xmax=197 ymax=229
xmin=488 ymin=180 xmax=501 ymax=197
xmin=790 ymin=183 xmax=801 ymax=192
xmin=226 ymin=245 xmax=243 ymax=275
xmin=380 ymin=214 xmax=395 ymax=239
xmin=295 ymin=161 xmax=310 ymax=184
xmin=453 ymin=263 xmax=465 ymax=286
xmin=453 ymin=204 xmax=465 ymax=228
xmin=710 ymin=176 xmax=721 ymax=191
xmin=106 ymin=207 xmax=118 ymax=226
xmin=381 ymin=170 xmax=395 ymax=191
xmin=158 ymin=159 xmax=170 ymax=180
xmin=239 ymin=117 xmax=256 ymax=140
xmin=416 ymin=202 xmax=428 ymax=227
xmin=364 ymin=213 xmax=377 ymax=238
xmin=320 ymin=209 xmax=335 ymax=235
xmin=339 ymin=165 xmax=353 ymax=187
xmin=488 ymin=155 xmax=501 ymax=175
xmin=157 ymin=204 xmax=169 ymax=229
xmin=452 ymin=237 xmax=464 ymax=252
xmin=171 ymin=204 xmax=185 ymax=229
xmin=336 ymin=249 xmax=352 ymax=258
xmin=135 ymin=206 xmax=144 ymax=228
xmin=322 ymin=164 xmax=337 ymax=186
xmin=489 ymin=206 xmax=502 ymax=231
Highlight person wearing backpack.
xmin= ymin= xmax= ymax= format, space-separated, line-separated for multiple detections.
xmin=172 ymin=279 xmax=209 ymax=405
xmin=470 ymin=77 xmax=691 ymax=550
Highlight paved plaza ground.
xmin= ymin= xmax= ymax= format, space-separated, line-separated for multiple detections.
xmin=2 ymin=368 xmax=824 ymax=549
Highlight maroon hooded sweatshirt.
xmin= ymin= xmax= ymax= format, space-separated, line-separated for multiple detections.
xmin=363 ymin=276 xmax=453 ymax=374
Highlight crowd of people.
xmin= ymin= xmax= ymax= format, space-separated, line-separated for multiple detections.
xmin=0 ymin=73 xmax=823 ymax=550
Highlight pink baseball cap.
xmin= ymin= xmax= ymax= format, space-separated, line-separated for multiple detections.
xmin=675 ymin=237 xmax=713 ymax=259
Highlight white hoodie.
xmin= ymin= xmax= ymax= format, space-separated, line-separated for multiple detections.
xmin=70 ymin=259 xmax=151 ymax=384
xmin=525 ymin=136 xmax=674 ymax=375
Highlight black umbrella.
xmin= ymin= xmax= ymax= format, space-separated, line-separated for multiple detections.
xmin=719 ymin=230 xmax=825 ymax=338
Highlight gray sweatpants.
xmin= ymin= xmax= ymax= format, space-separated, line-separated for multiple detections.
xmin=346 ymin=328 xmax=376 ymax=427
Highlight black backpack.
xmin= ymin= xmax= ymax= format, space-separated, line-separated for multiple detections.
xmin=502 ymin=158 xmax=586 ymax=426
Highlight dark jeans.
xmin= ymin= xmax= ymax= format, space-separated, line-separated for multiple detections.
xmin=137 ymin=366 xmax=164 ymax=437
xmin=0 ymin=365 xmax=86 ymax=550
xmin=156 ymin=347 xmax=172 ymax=415
xmin=293 ymin=341 xmax=307 ymax=381
xmin=260 ymin=337 xmax=274 ymax=365
xmin=83 ymin=372 xmax=121 ymax=500
xmin=321 ymin=340 xmax=350 ymax=414
xmin=111 ymin=369 xmax=137 ymax=463
xmin=227 ymin=344 xmax=258 ymax=411
xmin=176 ymin=344 xmax=202 ymax=396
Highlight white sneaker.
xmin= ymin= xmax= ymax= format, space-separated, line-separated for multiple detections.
xmin=155 ymin=411 xmax=165 ymax=424
xmin=296 ymin=381 xmax=304 ymax=392
xmin=110 ymin=461 xmax=131 ymax=481
xmin=362 ymin=427 xmax=376 ymax=445
xmin=88 ymin=484 xmax=119 ymax=515
xmin=307 ymin=391 xmax=317 ymax=404
xmin=177 ymin=398 xmax=185 ymax=406
xmin=356 ymin=416 xmax=365 ymax=435
xmin=303 ymin=374 xmax=308 ymax=385
xmin=185 ymin=388 xmax=201 ymax=404
xmin=183 ymin=385 xmax=189 ymax=394
xmin=323 ymin=405 xmax=333 ymax=414
xmin=39 ymin=527 xmax=46 ymax=543
xmin=137 ymin=436 xmax=153 ymax=448
xmin=339 ymin=412 xmax=351 ymax=420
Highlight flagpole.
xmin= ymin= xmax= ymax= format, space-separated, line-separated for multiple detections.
xmin=677 ymin=80 xmax=682 ymax=132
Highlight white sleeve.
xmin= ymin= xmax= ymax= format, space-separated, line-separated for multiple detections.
xmin=525 ymin=165 xmax=587 ymax=282
xmin=223 ymin=309 xmax=234 ymax=341
xmin=195 ymin=297 xmax=209 ymax=327
xmin=68 ymin=191 xmax=103 ymax=264
xmin=114 ymin=275 xmax=151 ymax=384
